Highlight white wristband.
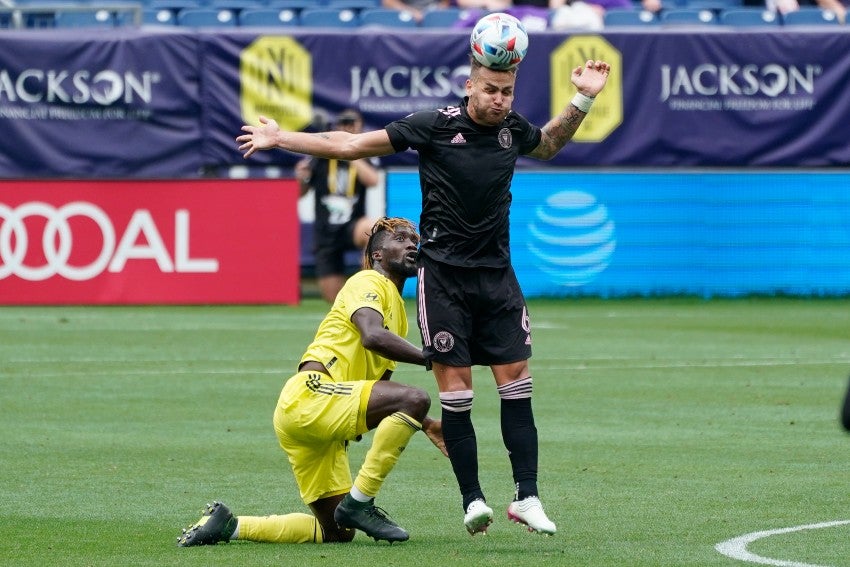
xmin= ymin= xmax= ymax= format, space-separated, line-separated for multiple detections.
xmin=571 ymin=93 xmax=595 ymax=114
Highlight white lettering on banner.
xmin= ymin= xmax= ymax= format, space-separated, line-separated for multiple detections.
xmin=0 ymin=69 xmax=161 ymax=105
xmin=174 ymin=211 xmax=219 ymax=273
xmin=0 ymin=202 xmax=219 ymax=281
xmin=659 ymin=63 xmax=821 ymax=102
xmin=349 ymin=65 xmax=469 ymax=103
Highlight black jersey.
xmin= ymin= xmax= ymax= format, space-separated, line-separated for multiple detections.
xmin=385 ymin=98 xmax=541 ymax=268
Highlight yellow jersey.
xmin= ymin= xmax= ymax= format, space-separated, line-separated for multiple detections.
xmin=299 ymin=270 xmax=408 ymax=382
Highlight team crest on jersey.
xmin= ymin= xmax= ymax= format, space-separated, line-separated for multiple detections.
xmin=433 ymin=331 xmax=455 ymax=353
xmin=498 ymin=128 xmax=512 ymax=149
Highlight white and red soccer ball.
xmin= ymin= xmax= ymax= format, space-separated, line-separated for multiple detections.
xmin=469 ymin=12 xmax=529 ymax=71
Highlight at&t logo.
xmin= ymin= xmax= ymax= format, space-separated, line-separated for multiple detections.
xmin=0 ymin=202 xmax=218 ymax=281
xmin=527 ymin=190 xmax=616 ymax=287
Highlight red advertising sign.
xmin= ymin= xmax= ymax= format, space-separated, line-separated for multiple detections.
xmin=0 ymin=180 xmax=299 ymax=305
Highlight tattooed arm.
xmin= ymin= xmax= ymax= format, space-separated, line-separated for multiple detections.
xmin=527 ymin=59 xmax=611 ymax=161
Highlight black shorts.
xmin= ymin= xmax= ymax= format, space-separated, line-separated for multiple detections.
xmin=314 ymin=220 xmax=358 ymax=278
xmin=416 ymin=254 xmax=532 ymax=367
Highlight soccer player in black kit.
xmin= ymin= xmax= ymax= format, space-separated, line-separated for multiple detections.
xmin=238 ymin=56 xmax=611 ymax=537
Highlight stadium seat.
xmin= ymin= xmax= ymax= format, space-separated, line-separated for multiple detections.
xmin=238 ymin=7 xmax=299 ymax=25
xmin=148 ymin=0 xmax=201 ymax=11
xmin=176 ymin=7 xmax=237 ymax=25
xmin=325 ymin=0 xmax=381 ymax=10
xmin=358 ymin=7 xmax=416 ymax=27
xmin=719 ymin=8 xmax=779 ymax=25
xmin=298 ymin=7 xmax=358 ymax=26
xmin=603 ymin=8 xmax=659 ymax=26
xmin=660 ymin=8 xmax=718 ymax=24
xmin=420 ymin=7 xmax=463 ymax=27
xmin=209 ymin=0 xmax=265 ymax=11
xmin=782 ymin=7 xmax=841 ymax=25
xmin=112 ymin=7 xmax=145 ymax=25
xmin=9 ymin=0 xmax=82 ymax=5
xmin=141 ymin=7 xmax=177 ymax=24
xmin=22 ymin=11 xmax=55 ymax=27
xmin=55 ymin=9 xmax=115 ymax=27
xmin=685 ymin=0 xmax=743 ymax=10
xmin=266 ymin=0 xmax=320 ymax=9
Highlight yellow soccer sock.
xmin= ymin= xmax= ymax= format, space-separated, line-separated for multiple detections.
xmin=354 ymin=412 xmax=421 ymax=498
xmin=237 ymin=513 xmax=323 ymax=543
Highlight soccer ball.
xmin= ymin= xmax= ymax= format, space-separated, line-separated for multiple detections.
xmin=469 ymin=12 xmax=529 ymax=71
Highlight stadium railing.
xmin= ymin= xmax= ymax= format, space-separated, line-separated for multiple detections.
xmin=0 ymin=2 xmax=141 ymax=27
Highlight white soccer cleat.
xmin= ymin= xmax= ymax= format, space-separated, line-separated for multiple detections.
xmin=507 ymin=496 xmax=557 ymax=535
xmin=463 ymin=499 xmax=494 ymax=535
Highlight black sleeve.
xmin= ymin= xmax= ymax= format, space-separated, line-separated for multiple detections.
xmin=516 ymin=113 xmax=543 ymax=156
xmin=385 ymin=110 xmax=439 ymax=153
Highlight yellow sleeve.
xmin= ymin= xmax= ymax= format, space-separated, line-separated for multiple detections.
xmin=339 ymin=271 xmax=392 ymax=323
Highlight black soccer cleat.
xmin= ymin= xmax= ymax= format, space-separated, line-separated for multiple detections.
xmin=177 ymin=501 xmax=237 ymax=547
xmin=334 ymin=496 xmax=409 ymax=543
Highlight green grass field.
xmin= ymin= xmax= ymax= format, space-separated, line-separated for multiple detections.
xmin=1 ymin=297 xmax=848 ymax=567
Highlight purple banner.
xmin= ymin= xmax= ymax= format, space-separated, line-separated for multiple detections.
xmin=204 ymin=29 xmax=850 ymax=169
xmin=596 ymin=31 xmax=850 ymax=167
xmin=1 ymin=28 xmax=848 ymax=177
xmin=200 ymin=30 xmax=473 ymax=169
xmin=0 ymin=29 xmax=203 ymax=178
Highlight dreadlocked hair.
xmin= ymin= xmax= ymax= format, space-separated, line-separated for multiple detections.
xmin=363 ymin=217 xmax=418 ymax=270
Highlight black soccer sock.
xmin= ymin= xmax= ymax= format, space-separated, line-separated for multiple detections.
xmin=441 ymin=398 xmax=484 ymax=511
xmin=499 ymin=377 xmax=539 ymax=501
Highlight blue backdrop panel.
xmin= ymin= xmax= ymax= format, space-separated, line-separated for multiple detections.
xmin=387 ymin=169 xmax=850 ymax=297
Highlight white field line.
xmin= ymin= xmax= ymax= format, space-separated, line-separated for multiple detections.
xmin=8 ymin=354 xmax=850 ymax=365
xmin=3 ymin=356 xmax=848 ymax=380
xmin=715 ymin=520 xmax=850 ymax=567
xmin=0 ymin=367 xmax=291 ymax=378
xmin=534 ymin=358 xmax=850 ymax=370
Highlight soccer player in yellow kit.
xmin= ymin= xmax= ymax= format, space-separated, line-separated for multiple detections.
xmin=178 ymin=217 xmax=445 ymax=546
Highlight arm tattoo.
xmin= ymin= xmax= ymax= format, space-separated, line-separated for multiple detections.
xmin=290 ymin=132 xmax=332 ymax=154
xmin=529 ymin=105 xmax=587 ymax=160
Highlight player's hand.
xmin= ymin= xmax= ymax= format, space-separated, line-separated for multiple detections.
xmin=236 ymin=115 xmax=281 ymax=159
xmin=422 ymin=417 xmax=448 ymax=457
xmin=571 ymin=60 xmax=611 ymax=98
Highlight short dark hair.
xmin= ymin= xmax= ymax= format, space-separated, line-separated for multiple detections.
xmin=363 ymin=217 xmax=418 ymax=269
xmin=469 ymin=56 xmax=518 ymax=79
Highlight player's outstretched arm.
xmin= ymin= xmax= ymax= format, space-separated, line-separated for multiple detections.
xmin=237 ymin=115 xmax=396 ymax=161
xmin=527 ymin=59 xmax=611 ymax=161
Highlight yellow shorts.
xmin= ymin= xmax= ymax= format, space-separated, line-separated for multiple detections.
xmin=273 ymin=370 xmax=375 ymax=505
